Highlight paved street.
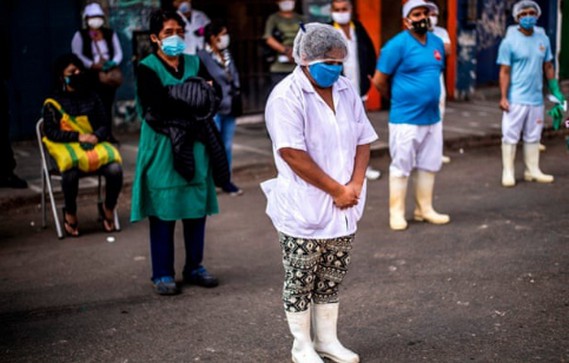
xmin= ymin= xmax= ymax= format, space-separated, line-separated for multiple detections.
xmin=1 ymin=136 xmax=568 ymax=362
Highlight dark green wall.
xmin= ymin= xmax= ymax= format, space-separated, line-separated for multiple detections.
xmin=561 ymin=0 xmax=569 ymax=79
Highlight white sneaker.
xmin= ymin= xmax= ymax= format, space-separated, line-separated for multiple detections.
xmin=365 ymin=167 xmax=381 ymax=180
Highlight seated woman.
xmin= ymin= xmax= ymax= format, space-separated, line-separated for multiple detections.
xmin=43 ymin=53 xmax=123 ymax=237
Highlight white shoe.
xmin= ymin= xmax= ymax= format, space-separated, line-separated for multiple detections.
xmin=501 ymin=143 xmax=516 ymax=187
xmin=389 ymin=175 xmax=408 ymax=230
xmin=365 ymin=166 xmax=381 ymax=180
xmin=286 ymin=309 xmax=324 ymax=363
xmin=523 ymin=143 xmax=554 ymax=183
xmin=313 ymin=303 xmax=360 ymax=363
xmin=413 ymin=170 xmax=450 ymax=225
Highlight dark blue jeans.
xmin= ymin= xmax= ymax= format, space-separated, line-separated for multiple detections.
xmin=148 ymin=216 xmax=206 ymax=281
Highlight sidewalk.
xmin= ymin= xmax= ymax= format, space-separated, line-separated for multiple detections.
xmin=2 ymin=98 xmax=566 ymax=210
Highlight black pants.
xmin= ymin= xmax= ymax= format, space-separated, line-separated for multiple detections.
xmin=61 ymin=162 xmax=123 ymax=214
xmin=148 ymin=216 xmax=206 ymax=281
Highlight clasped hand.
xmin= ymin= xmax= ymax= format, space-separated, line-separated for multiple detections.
xmin=78 ymin=133 xmax=98 ymax=145
xmin=333 ymin=182 xmax=362 ymax=209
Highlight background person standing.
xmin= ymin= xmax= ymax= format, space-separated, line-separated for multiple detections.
xmin=71 ymin=2 xmax=123 ymax=144
xmin=173 ymin=0 xmax=210 ymax=55
xmin=497 ymin=0 xmax=564 ymax=187
xmin=263 ymin=0 xmax=303 ymax=88
xmin=370 ymin=0 xmax=449 ymax=231
xmin=330 ymin=0 xmax=381 ymax=181
xmin=198 ymin=20 xmax=244 ymax=196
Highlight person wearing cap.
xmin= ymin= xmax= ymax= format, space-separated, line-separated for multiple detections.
xmin=262 ymin=22 xmax=377 ymax=363
xmin=370 ymin=0 xmax=449 ymax=231
xmin=263 ymin=0 xmax=303 ymax=88
xmin=330 ymin=0 xmax=382 ymax=181
xmin=173 ymin=0 xmax=210 ymax=55
xmin=71 ymin=2 xmax=123 ymax=144
xmin=427 ymin=1 xmax=452 ymax=164
xmin=497 ymin=0 xmax=564 ymax=187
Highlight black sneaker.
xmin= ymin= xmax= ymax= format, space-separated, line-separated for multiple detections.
xmin=222 ymin=181 xmax=243 ymax=196
xmin=0 ymin=174 xmax=28 ymax=189
xmin=184 ymin=266 xmax=219 ymax=288
xmin=152 ymin=276 xmax=180 ymax=295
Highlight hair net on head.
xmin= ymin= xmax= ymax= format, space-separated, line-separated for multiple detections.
xmin=292 ymin=23 xmax=348 ymax=65
xmin=513 ymin=0 xmax=541 ymax=18
xmin=83 ymin=3 xmax=105 ymax=18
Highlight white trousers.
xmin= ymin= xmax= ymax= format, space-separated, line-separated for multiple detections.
xmin=501 ymin=104 xmax=544 ymax=144
xmin=389 ymin=122 xmax=443 ymax=177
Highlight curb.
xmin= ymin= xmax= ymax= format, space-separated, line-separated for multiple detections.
xmin=2 ymin=128 xmax=568 ymax=211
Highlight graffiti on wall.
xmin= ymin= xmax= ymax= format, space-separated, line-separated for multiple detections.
xmin=105 ymin=0 xmax=160 ymax=127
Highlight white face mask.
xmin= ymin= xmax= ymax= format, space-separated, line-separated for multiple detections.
xmin=429 ymin=15 xmax=438 ymax=28
xmin=217 ymin=34 xmax=230 ymax=50
xmin=331 ymin=12 xmax=351 ymax=25
xmin=87 ymin=17 xmax=104 ymax=29
xmin=278 ymin=0 xmax=295 ymax=12
xmin=178 ymin=1 xmax=191 ymax=14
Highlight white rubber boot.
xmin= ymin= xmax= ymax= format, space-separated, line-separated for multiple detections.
xmin=523 ymin=143 xmax=554 ymax=183
xmin=389 ymin=175 xmax=408 ymax=231
xmin=413 ymin=170 xmax=450 ymax=224
xmin=501 ymin=143 xmax=516 ymax=187
xmin=286 ymin=309 xmax=324 ymax=363
xmin=313 ymin=303 xmax=360 ymax=363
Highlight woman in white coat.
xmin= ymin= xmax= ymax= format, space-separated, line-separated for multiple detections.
xmin=262 ymin=23 xmax=377 ymax=363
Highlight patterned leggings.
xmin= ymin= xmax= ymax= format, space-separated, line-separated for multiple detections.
xmin=279 ymin=232 xmax=354 ymax=313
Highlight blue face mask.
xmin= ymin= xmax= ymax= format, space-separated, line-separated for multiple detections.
xmin=308 ymin=62 xmax=343 ymax=88
xmin=161 ymin=35 xmax=186 ymax=56
xmin=519 ymin=15 xmax=537 ymax=30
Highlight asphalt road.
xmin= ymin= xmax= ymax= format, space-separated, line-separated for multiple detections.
xmin=1 ymin=141 xmax=568 ymax=363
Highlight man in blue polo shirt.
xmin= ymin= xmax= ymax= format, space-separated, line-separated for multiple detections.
xmin=497 ymin=0 xmax=565 ymax=187
xmin=370 ymin=0 xmax=449 ymax=231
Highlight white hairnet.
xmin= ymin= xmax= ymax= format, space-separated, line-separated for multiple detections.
xmin=83 ymin=3 xmax=104 ymax=18
xmin=292 ymin=23 xmax=348 ymax=65
xmin=513 ymin=0 xmax=541 ymax=18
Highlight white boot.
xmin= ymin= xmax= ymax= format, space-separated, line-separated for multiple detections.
xmin=313 ymin=303 xmax=360 ymax=363
xmin=501 ymin=143 xmax=516 ymax=187
xmin=413 ymin=170 xmax=450 ymax=224
xmin=389 ymin=175 xmax=408 ymax=230
xmin=286 ymin=309 xmax=324 ymax=363
xmin=523 ymin=143 xmax=554 ymax=183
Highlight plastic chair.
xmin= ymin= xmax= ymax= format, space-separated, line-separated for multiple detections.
xmin=36 ymin=118 xmax=121 ymax=239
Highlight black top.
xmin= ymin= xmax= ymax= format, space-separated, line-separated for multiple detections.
xmin=43 ymin=90 xmax=109 ymax=142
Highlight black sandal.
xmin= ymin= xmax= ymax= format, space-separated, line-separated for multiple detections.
xmin=62 ymin=208 xmax=80 ymax=237
xmin=98 ymin=203 xmax=115 ymax=233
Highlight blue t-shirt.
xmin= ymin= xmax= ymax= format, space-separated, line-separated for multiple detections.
xmin=377 ymin=31 xmax=445 ymax=125
xmin=496 ymin=27 xmax=553 ymax=106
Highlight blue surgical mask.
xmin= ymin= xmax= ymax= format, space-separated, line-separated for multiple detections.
xmin=519 ymin=15 xmax=537 ymax=30
xmin=161 ymin=35 xmax=186 ymax=56
xmin=308 ymin=62 xmax=343 ymax=88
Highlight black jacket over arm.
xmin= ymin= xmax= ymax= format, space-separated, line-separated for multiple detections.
xmin=136 ymin=56 xmax=229 ymax=186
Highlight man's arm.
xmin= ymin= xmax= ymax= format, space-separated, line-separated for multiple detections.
xmin=499 ymin=65 xmax=511 ymax=111
xmin=279 ymin=148 xmax=359 ymax=209
xmin=544 ymin=61 xmax=555 ymax=80
xmin=369 ymin=70 xmax=391 ymax=99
